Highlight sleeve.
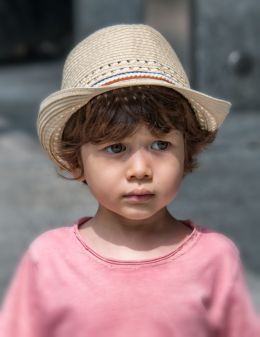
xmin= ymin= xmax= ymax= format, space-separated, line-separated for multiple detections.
xmin=222 ymin=257 xmax=260 ymax=337
xmin=0 ymin=249 xmax=45 ymax=337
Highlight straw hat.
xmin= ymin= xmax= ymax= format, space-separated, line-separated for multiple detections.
xmin=37 ymin=24 xmax=231 ymax=170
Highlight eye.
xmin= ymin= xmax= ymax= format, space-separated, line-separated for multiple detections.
xmin=151 ymin=140 xmax=170 ymax=151
xmin=105 ymin=143 xmax=126 ymax=154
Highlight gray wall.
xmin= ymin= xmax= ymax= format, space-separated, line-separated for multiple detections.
xmin=74 ymin=0 xmax=144 ymax=42
xmin=195 ymin=0 xmax=260 ymax=110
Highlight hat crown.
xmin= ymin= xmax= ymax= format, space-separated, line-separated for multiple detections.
xmin=61 ymin=24 xmax=190 ymax=90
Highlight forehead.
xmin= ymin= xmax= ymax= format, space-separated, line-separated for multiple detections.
xmin=118 ymin=124 xmax=183 ymax=141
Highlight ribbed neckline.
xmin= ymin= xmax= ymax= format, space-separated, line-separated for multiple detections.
xmin=73 ymin=217 xmax=201 ymax=267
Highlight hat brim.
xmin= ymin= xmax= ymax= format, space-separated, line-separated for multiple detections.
xmin=38 ymin=79 xmax=231 ymax=170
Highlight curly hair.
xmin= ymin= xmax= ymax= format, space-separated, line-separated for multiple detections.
xmin=58 ymin=85 xmax=217 ymax=181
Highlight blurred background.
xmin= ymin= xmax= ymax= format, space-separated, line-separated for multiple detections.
xmin=0 ymin=0 xmax=260 ymax=306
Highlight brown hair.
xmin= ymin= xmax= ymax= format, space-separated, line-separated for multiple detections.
xmin=58 ymin=85 xmax=217 ymax=180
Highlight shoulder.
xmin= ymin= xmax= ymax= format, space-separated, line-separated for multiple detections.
xmin=197 ymin=225 xmax=239 ymax=256
xmin=183 ymin=222 xmax=246 ymax=287
xmin=189 ymin=222 xmax=241 ymax=270
xmin=27 ymin=222 xmax=77 ymax=263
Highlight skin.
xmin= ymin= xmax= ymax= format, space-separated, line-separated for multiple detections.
xmin=73 ymin=124 xmax=192 ymax=260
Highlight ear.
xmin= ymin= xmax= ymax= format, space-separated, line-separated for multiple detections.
xmin=71 ymin=167 xmax=86 ymax=183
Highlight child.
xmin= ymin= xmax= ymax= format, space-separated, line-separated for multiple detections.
xmin=1 ymin=24 xmax=259 ymax=337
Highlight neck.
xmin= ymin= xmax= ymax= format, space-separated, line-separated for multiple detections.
xmin=87 ymin=206 xmax=180 ymax=250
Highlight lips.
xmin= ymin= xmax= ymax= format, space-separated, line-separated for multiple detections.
xmin=125 ymin=189 xmax=154 ymax=197
xmin=123 ymin=189 xmax=155 ymax=202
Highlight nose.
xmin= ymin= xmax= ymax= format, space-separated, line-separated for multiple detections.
xmin=126 ymin=150 xmax=153 ymax=181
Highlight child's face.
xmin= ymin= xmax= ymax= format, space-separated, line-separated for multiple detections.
xmin=79 ymin=124 xmax=184 ymax=221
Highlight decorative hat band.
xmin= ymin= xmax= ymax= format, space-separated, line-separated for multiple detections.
xmin=94 ymin=71 xmax=183 ymax=87
xmin=68 ymin=58 xmax=190 ymax=90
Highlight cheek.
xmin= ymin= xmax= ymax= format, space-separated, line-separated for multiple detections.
xmin=156 ymin=157 xmax=184 ymax=192
xmin=83 ymin=164 xmax=119 ymax=195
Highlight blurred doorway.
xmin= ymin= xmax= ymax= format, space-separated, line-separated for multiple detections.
xmin=144 ymin=0 xmax=192 ymax=80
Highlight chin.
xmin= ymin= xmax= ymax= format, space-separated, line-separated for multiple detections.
xmin=102 ymin=203 xmax=167 ymax=222
xmin=118 ymin=209 xmax=162 ymax=221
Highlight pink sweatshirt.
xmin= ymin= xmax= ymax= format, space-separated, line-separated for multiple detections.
xmin=1 ymin=218 xmax=259 ymax=337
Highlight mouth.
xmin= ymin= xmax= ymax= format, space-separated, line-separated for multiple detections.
xmin=123 ymin=189 xmax=155 ymax=202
